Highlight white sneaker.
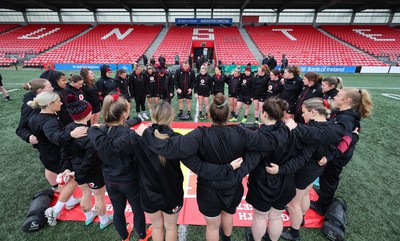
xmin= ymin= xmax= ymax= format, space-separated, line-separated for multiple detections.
xmin=44 ymin=207 xmax=58 ymax=226
xmin=65 ymin=197 xmax=81 ymax=210
xmin=142 ymin=112 xmax=149 ymax=120
xmin=100 ymin=215 xmax=113 ymax=230
xmin=138 ymin=113 xmax=144 ymax=121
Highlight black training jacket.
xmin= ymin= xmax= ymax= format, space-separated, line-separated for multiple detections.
xmin=143 ymin=71 xmax=158 ymax=94
xmin=265 ymin=79 xmax=283 ymax=99
xmin=129 ymin=73 xmax=146 ymax=97
xmin=227 ymin=74 xmax=242 ymax=95
xmin=61 ymin=122 xmax=102 ymax=181
xmin=174 ymin=66 xmax=196 ymax=93
xmin=96 ymin=65 xmax=117 ymax=99
xmin=65 ymin=84 xmax=86 ymax=100
xmin=211 ymin=74 xmax=228 ymax=95
xmin=295 ymin=83 xmax=323 ymax=115
xmin=239 ymin=74 xmax=253 ymax=97
xmin=323 ymin=88 xmax=338 ymax=101
xmin=88 ymin=125 xmax=138 ymax=184
xmin=29 ymin=113 xmax=72 ymax=165
xmin=114 ymin=75 xmax=130 ymax=101
xmin=279 ymin=75 xmax=304 ymax=105
xmin=194 ymin=73 xmax=212 ymax=95
xmin=251 ymin=74 xmax=269 ymax=98
xmin=158 ymin=73 xmax=174 ymax=99
xmin=16 ymin=92 xmax=39 ymax=143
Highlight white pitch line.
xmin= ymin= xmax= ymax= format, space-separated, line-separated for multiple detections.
xmin=382 ymin=93 xmax=400 ymax=100
xmin=0 ymin=88 xmax=18 ymax=95
xmin=353 ymin=87 xmax=400 ymax=90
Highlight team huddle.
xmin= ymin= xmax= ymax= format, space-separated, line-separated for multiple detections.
xmin=16 ymin=63 xmax=372 ymax=241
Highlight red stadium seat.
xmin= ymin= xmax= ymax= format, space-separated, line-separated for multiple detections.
xmin=245 ymin=25 xmax=387 ymax=66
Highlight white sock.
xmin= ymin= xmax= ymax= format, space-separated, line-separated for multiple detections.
xmin=84 ymin=210 xmax=94 ymax=220
xmin=66 ymin=196 xmax=77 ymax=206
xmin=54 ymin=201 xmax=66 ymax=214
xmin=99 ymin=214 xmax=109 ymax=224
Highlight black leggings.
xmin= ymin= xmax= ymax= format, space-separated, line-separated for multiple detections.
xmin=134 ymin=95 xmax=146 ymax=113
xmin=106 ymin=182 xmax=146 ymax=240
xmin=318 ymin=156 xmax=352 ymax=208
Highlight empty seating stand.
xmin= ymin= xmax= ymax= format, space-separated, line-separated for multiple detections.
xmin=154 ymin=26 xmax=257 ymax=66
xmin=0 ymin=24 xmax=90 ymax=56
xmin=153 ymin=27 xmax=193 ymax=65
xmin=26 ymin=24 xmax=162 ymax=66
xmin=246 ymin=25 xmax=386 ymax=66
xmin=0 ymin=24 xmax=20 ymax=34
xmin=214 ymin=27 xmax=258 ymax=66
xmin=320 ymin=25 xmax=400 ymax=61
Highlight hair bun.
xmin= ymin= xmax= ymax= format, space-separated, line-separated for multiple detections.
xmin=213 ymin=93 xmax=226 ymax=106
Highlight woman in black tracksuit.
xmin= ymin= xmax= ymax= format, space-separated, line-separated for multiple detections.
xmin=311 ymin=88 xmax=372 ymax=216
xmin=195 ymin=66 xmax=213 ymax=120
xmin=322 ymin=76 xmax=343 ymax=100
xmin=294 ymin=72 xmax=323 ymax=124
xmin=211 ymin=66 xmax=228 ymax=96
xmin=59 ymin=94 xmax=110 ymax=229
xmin=129 ymin=65 xmax=147 ymax=116
xmin=246 ymin=98 xmax=345 ymax=241
xmin=158 ymin=69 xmax=175 ymax=104
xmin=227 ymin=68 xmax=242 ymax=119
xmin=144 ymin=65 xmax=159 ymax=111
xmin=251 ymin=65 xmax=270 ymax=122
xmin=115 ymin=69 xmax=131 ymax=102
xmin=47 ymin=70 xmax=74 ymax=126
xmin=279 ymin=65 xmax=303 ymax=119
xmin=81 ymin=68 xmax=101 ymax=125
xmin=90 ymin=101 xmax=242 ymax=241
xmin=65 ymin=75 xmax=85 ymax=101
xmin=266 ymin=69 xmax=283 ymax=100
xmin=96 ymin=64 xmax=117 ymax=102
xmin=28 ymin=91 xmax=85 ymax=190
xmin=279 ymin=98 xmax=343 ymax=241
xmin=16 ymin=78 xmax=54 ymax=144
xmin=88 ymin=94 xmax=148 ymax=241
xmin=231 ymin=66 xmax=253 ymax=122
xmin=140 ymin=93 xmax=293 ymax=241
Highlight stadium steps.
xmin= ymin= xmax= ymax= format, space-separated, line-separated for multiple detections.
xmin=238 ymin=28 xmax=263 ymax=65
xmin=142 ymin=27 xmax=169 ymax=64
xmin=316 ymin=27 xmax=385 ymax=64
xmin=24 ymin=25 xmax=94 ymax=62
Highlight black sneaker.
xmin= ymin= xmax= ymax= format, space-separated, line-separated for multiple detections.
xmin=198 ymin=114 xmax=205 ymax=120
xmin=281 ymin=229 xmax=300 ymax=241
xmin=178 ymin=112 xmax=183 ymax=118
xmin=310 ymin=200 xmax=326 ymax=216
xmin=187 ymin=114 xmax=193 ymax=120
xmin=4 ymin=96 xmax=11 ymax=101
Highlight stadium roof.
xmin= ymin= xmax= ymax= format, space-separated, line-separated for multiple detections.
xmin=1 ymin=0 xmax=400 ymax=13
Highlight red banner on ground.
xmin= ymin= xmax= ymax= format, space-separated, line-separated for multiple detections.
xmin=54 ymin=122 xmax=323 ymax=228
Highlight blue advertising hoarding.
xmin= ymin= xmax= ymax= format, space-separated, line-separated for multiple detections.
xmin=275 ymin=65 xmax=356 ymax=73
xmin=54 ymin=64 xmax=118 ymax=71
xmin=175 ymin=18 xmax=233 ymax=25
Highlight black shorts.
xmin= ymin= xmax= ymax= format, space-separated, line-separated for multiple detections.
xmin=75 ymin=172 xmax=105 ymax=189
xmin=41 ymin=158 xmax=62 ymax=174
xmin=295 ymin=162 xmax=325 ymax=190
xmin=228 ymin=93 xmax=239 ymax=98
xmin=177 ymin=92 xmax=192 ymax=100
xmin=197 ymin=182 xmax=243 ymax=217
xmin=253 ymin=94 xmax=266 ymax=102
xmin=0 ymin=78 xmax=3 ymax=86
xmin=91 ymin=102 xmax=101 ymax=114
xmin=198 ymin=90 xmax=211 ymax=97
xmin=145 ymin=203 xmax=183 ymax=215
xmin=246 ymin=175 xmax=296 ymax=212
xmin=238 ymin=95 xmax=252 ymax=105
xmin=147 ymin=90 xmax=159 ymax=98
